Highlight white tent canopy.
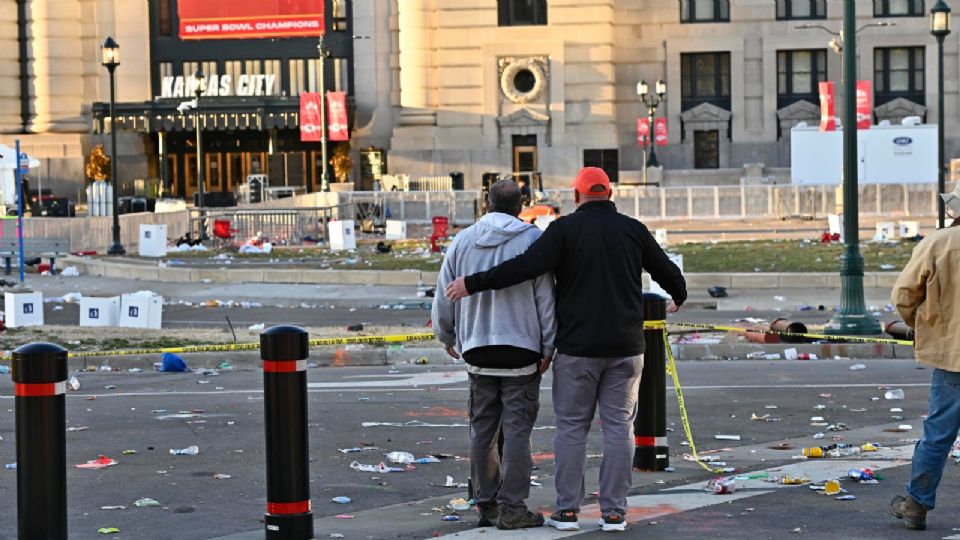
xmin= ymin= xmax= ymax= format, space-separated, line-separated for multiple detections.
xmin=0 ymin=144 xmax=40 ymax=170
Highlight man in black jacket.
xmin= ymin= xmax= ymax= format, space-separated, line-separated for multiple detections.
xmin=445 ymin=167 xmax=686 ymax=532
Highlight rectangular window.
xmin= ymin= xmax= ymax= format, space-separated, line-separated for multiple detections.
xmin=332 ymin=58 xmax=350 ymax=93
xmin=777 ymin=49 xmax=827 ymax=108
xmin=224 ymin=61 xmax=242 ymax=84
xmin=289 ymin=59 xmax=322 ymax=96
xmin=681 ymin=52 xmax=731 ymax=111
xmin=332 ymin=0 xmax=349 ymax=31
xmin=264 ymin=59 xmax=281 ymax=94
xmin=776 ymin=0 xmax=826 ymax=20
xmin=875 ymin=47 xmax=925 ymax=106
xmin=583 ymin=149 xmax=619 ymax=183
xmin=159 ymin=62 xmax=173 ymax=80
xmin=680 ymin=0 xmax=730 ymax=23
xmin=498 ymin=0 xmax=548 ymax=27
xmin=874 ymin=0 xmax=924 ymax=16
xmin=158 ymin=0 xmax=172 ymax=36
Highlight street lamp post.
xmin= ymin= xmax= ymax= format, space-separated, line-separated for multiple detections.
xmin=932 ymin=0 xmax=952 ymax=229
xmin=637 ymin=79 xmax=667 ymax=182
xmin=101 ymin=37 xmax=125 ymax=256
xmin=827 ymin=0 xmax=882 ymax=336
xmin=193 ymin=70 xmax=208 ymax=240
xmin=317 ymin=36 xmax=330 ymax=193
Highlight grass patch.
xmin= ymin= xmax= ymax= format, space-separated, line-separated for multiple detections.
xmin=671 ymin=240 xmax=915 ymax=273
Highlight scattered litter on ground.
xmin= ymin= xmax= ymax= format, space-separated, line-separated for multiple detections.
xmin=133 ymin=498 xmax=161 ymax=507
xmin=706 ymin=478 xmax=736 ymax=494
xmin=350 ymin=461 xmax=405 ymax=473
xmin=100 ymin=506 xmax=126 ymax=511
xmin=169 ymin=445 xmax=199 ymax=456
xmin=5 ymin=463 xmax=16 ymax=470
xmin=386 ymin=451 xmax=416 ymax=464
xmin=97 ymin=528 xmax=120 ymax=535
xmin=441 ymin=515 xmax=460 ymax=521
xmin=447 ymin=498 xmax=470 ymax=511
xmin=76 ymin=455 xmax=117 ymax=469
xmin=60 ymin=266 xmax=80 ymax=277
xmin=715 ymin=434 xmax=741 ymax=441
xmin=159 ymin=353 xmax=189 ymax=372
xmin=835 ymin=495 xmax=857 ymax=501
xmin=849 ymin=364 xmax=866 ymax=371
xmin=331 ymin=496 xmax=352 ymax=504
xmin=884 ymin=389 xmax=905 ymax=400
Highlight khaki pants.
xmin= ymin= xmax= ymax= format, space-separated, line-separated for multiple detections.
xmin=552 ymin=353 xmax=643 ymax=514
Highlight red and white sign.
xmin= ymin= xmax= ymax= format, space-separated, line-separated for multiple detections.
xmin=327 ymin=91 xmax=349 ymax=142
xmin=177 ymin=0 xmax=324 ymax=41
xmin=637 ymin=118 xmax=650 ymax=146
xmin=299 ymin=92 xmax=323 ymax=142
xmin=654 ymin=118 xmax=668 ymax=147
xmin=819 ymin=81 xmax=836 ymax=132
xmin=856 ymin=80 xmax=873 ymax=130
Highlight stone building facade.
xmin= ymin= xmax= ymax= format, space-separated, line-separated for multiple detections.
xmin=0 ymin=0 xmax=956 ymax=196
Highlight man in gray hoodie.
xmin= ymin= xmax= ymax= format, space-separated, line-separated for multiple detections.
xmin=432 ymin=179 xmax=556 ymax=530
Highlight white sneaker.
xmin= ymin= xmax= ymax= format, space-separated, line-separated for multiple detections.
xmin=599 ymin=512 xmax=628 ymax=532
xmin=547 ymin=511 xmax=580 ymax=531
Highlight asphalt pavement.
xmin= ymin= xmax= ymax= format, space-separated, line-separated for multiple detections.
xmin=0 ymin=359 xmax=949 ymax=539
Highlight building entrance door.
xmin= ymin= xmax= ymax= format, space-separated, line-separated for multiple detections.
xmin=694 ymin=130 xmax=720 ymax=169
xmin=512 ymin=134 xmax=537 ymax=185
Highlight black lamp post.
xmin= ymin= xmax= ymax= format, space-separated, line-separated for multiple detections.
xmin=101 ymin=37 xmax=124 ymax=255
xmin=932 ymin=0 xmax=952 ymax=229
xmin=193 ymin=70 xmax=207 ymax=240
xmin=637 ymin=79 xmax=666 ymax=175
xmin=826 ymin=0 xmax=882 ymax=336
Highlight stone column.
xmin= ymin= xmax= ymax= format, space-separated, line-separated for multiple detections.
xmin=28 ymin=0 xmax=87 ymax=132
xmin=0 ymin=3 xmax=22 ymax=132
xmin=397 ymin=0 xmax=435 ymax=126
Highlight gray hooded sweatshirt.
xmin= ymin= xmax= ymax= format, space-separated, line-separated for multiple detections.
xmin=432 ymin=212 xmax=556 ymax=377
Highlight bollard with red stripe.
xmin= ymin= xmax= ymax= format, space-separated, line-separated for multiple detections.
xmin=634 ymin=293 xmax=669 ymax=471
xmin=261 ymin=325 xmax=313 ymax=539
xmin=13 ymin=342 xmax=68 ymax=540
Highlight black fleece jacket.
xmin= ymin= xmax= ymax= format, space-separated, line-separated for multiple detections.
xmin=464 ymin=201 xmax=687 ymax=358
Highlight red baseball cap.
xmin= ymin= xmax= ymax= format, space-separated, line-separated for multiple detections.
xmin=573 ymin=167 xmax=611 ymax=196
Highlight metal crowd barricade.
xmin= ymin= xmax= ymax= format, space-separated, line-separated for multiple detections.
xmin=189 ymin=204 xmax=356 ymax=247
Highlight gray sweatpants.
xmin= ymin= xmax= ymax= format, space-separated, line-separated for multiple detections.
xmin=469 ymin=372 xmax=541 ymax=509
xmin=552 ymin=353 xmax=643 ymax=514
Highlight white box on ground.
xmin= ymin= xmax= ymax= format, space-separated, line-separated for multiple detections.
xmin=655 ymin=229 xmax=668 ymax=246
xmin=648 ymin=254 xmax=683 ymax=299
xmin=534 ymin=215 xmax=556 ymax=231
xmin=385 ymin=220 xmax=407 ymax=241
xmin=4 ymin=291 xmax=43 ymax=327
xmin=138 ymin=224 xmax=168 ymax=257
xmin=154 ymin=199 xmax=188 ymax=213
xmin=120 ymin=292 xmax=163 ymax=329
xmin=828 ymin=214 xmax=844 ymax=241
xmin=329 ymin=220 xmax=356 ymax=251
xmin=875 ymin=222 xmax=896 ymax=240
xmin=899 ymin=221 xmax=920 ymax=238
xmin=80 ymin=296 xmax=120 ymax=327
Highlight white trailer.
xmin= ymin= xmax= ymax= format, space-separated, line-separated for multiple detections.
xmin=791 ymin=122 xmax=937 ymax=185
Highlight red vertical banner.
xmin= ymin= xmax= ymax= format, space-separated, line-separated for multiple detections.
xmin=299 ymin=92 xmax=322 ymax=142
xmin=654 ymin=118 xmax=668 ymax=147
xmin=856 ymin=80 xmax=873 ymax=130
xmin=637 ymin=118 xmax=650 ymax=146
xmin=327 ymin=91 xmax=349 ymax=142
xmin=819 ymin=81 xmax=836 ymax=132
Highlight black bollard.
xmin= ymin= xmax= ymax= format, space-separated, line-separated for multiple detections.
xmin=634 ymin=293 xmax=669 ymax=471
xmin=261 ymin=325 xmax=313 ymax=539
xmin=13 ymin=342 xmax=68 ymax=540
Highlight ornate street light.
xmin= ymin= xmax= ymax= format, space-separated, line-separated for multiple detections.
xmin=637 ymin=79 xmax=667 ymax=182
xmin=101 ymin=37 xmax=124 ymax=255
xmin=931 ymin=0 xmax=952 ymax=229
xmin=193 ymin=70 xmax=208 ymax=240
xmin=826 ymin=0 xmax=881 ymax=336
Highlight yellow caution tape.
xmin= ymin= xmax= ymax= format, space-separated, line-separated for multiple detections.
xmin=646 ymin=319 xmax=724 ymax=475
xmin=653 ymin=321 xmax=912 ymax=346
xmin=0 ymin=333 xmax=438 ymax=361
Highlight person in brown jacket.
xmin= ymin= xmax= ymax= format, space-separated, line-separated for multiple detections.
xmin=890 ymin=184 xmax=960 ymax=531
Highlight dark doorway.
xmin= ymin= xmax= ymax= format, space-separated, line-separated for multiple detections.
xmin=694 ymin=130 xmax=720 ymax=169
xmin=512 ymin=135 xmax=537 ymax=181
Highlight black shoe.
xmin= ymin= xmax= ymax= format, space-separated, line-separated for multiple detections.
xmin=891 ymin=495 xmax=927 ymax=530
xmin=476 ymin=503 xmax=499 ymax=528
xmin=599 ymin=510 xmax=628 ymax=532
xmin=547 ymin=510 xmax=580 ymax=531
xmin=496 ymin=506 xmax=545 ymax=530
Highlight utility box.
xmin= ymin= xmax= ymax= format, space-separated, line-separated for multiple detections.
xmin=385 ymin=220 xmax=407 ymax=241
xmin=329 ymin=220 xmax=356 ymax=251
xmin=80 ymin=296 xmax=120 ymax=327
xmin=138 ymin=224 xmax=168 ymax=257
xmin=4 ymin=290 xmax=43 ymax=328
xmin=120 ymin=292 xmax=163 ymax=329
